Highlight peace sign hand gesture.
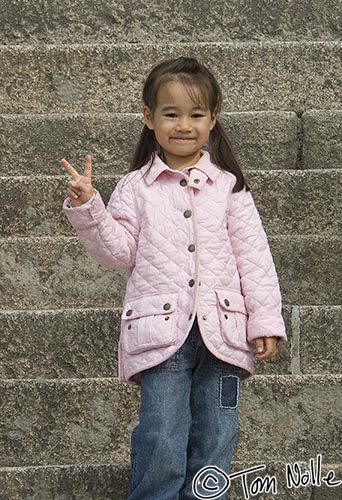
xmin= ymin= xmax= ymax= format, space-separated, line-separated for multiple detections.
xmin=60 ymin=154 xmax=95 ymax=207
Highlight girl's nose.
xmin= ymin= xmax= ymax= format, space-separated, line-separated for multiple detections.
xmin=176 ymin=117 xmax=192 ymax=131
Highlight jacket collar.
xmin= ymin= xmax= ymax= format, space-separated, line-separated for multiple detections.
xmin=142 ymin=150 xmax=220 ymax=186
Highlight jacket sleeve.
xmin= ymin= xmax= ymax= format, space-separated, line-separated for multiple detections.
xmin=63 ymin=176 xmax=140 ymax=270
xmin=226 ymin=185 xmax=287 ymax=344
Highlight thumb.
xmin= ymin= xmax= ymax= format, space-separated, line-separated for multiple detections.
xmin=255 ymin=338 xmax=265 ymax=353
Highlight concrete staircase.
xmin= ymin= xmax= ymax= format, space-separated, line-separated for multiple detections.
xmin=1 ymin=1 xmax=341 ymax=499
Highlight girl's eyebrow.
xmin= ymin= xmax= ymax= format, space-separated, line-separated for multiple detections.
xmin=161 ymin=105 xmax=208 ymax=111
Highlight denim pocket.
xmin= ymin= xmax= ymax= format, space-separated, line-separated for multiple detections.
xmin=219 ymin=374 xmax=240 ymax=409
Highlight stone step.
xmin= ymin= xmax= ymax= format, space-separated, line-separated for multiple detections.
xmin=1 ymin=0 xmax=341 ymax=45
xmin=1 ymin=305 xmax=341 ymax=380
xmin=0 ymin=309 xmax=121 ymax=380
xmin=1 ymin=460 xmax=341 ymax=500
xmin=1 ymin=375 xmax=341 ymax=468
xmin=0 ymin=463 xmax=129 ymax=500
xmin=0 ymin=111 xmax=299 ymax=176
xmin=0 ymin=235 xmax=341 ymax=309
xmin=0 ymin=42 xmax=341 ymax=114
xmin=302 ymin=110 xmax=342 ymax=169
xmin=0 ymin=306 xmax=290 ymax=380
xmin=1 ymin=169 xmax=340 ymax=238
xmin=1 ymin=110 xmax=341 ymax=176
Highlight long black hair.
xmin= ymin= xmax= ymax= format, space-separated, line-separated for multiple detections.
xmin=130 ymin=57 xmax=249 ymax=193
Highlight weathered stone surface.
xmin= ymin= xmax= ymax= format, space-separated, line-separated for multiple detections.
xmin=0 ymin=43 xmax=341 ymax=114
xmin=0 ymin=307 xmax=290 ymax=379
xmin=0 ymin=309 xmax=121 ymax=379
xmin=0 ymin=237 xmax=127 ymax=310
xmin=0 ymin=235 xmax=340 ymax=310
xmin=2 ymin=169 xmax=340 ymax=237
xmin=1 ymin=376 xmax=341 ymax=469
xmin=270 ymin=235 xmax=341 ymax=306
xmin=1 ymin=0 xmax=341 ymax=44
xmin=236 ymin=375 xmax=342 ymax=463
xmin=246 ymin=169 xmax=341 ymax=236
xmin=0 ymin=111 xmax=298 ymax=176
xmin=0 ymin=378 xmax=140 ymax=467
xmin=221 ymin=111 xmax=299 ymax=171
xmin=299 ymin=306 xmax=342 ymax=374
xmin=0 ymin=174 xmax=121 ymax=237
xmin=0 ymin=113 xmax=143 ymax=177
xmin=1 ymin=462 xmax=341 ymax=500
xmin=0 ymin=464 xmax=130 ymax=500
xmin=3 ymin=461 xmax=341 ymax=499
xmin=302 ymin=110 xmax=342 ymax=169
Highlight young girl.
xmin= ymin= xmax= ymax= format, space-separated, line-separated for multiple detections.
xmin=61 ymin=57 xmax=287 ymax=500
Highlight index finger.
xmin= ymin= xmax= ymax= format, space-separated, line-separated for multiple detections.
xmin=83 ymin=154 xmax=92 ymax=178
xmin=60 ymin=158 xmax=81 ymax=179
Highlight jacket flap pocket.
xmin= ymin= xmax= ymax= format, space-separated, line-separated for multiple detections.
xmin=215 ymin=288 xmax=247 ymax=315
xmin=122 ymin=292 xmax=178 ymax=320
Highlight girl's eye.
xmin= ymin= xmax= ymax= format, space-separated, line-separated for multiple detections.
xmin=165 ymin=113 xmax=177 ymax=118
xmin=192 ymin=114 xmax=205 ymax=118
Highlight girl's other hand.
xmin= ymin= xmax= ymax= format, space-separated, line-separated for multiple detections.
xmin=60 ymin=154 xmax=95 ymax=207
xmin=254 ymin=336 xmax=279 ymax=360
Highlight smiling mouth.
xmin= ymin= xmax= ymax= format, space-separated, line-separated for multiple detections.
xmin=171 ymin=137 xmax=195 ymax=141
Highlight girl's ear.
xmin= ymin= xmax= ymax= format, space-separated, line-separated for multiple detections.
xmin=209 ymin=107 xmax=218 ymax=131
xmin=143 ymin=105 xmax=154 ymax=130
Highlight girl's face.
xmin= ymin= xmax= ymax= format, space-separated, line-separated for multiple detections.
xmin=143 ymin=80 xmax=217 ymax=170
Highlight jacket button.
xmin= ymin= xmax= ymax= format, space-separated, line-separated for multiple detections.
xmin=189 ymin=313 xmax=193 ymax=320
xmin=224 ymin=299 xmax=230 ymax=307
xmin=180 ymin=179 xmax=187 ymax=186
xmin=188 ymin=244 xmax=195 ymax=252
xmin=194 ymin=178 xmax=200 ymax=184
xmin=165 ymin=316 xmax=170 ymax=321
xmin=224 ymin=314 xmax=228 ymax=320
xmin=189 ymin=279 xmax=195 ymax=287
xmin=183 ymin=210 xmax=192 ymax=218
xmin=202 ymin=315 xmax=207 ymax=320
xmin=128 ymin=324 xmax=132 ymax=329
xmin=126 ymin=309 xmax=133 ymax=316
xmin=163 ymin=303 xmax=171 ymax=310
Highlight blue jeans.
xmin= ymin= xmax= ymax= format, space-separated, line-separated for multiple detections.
xmin=128 ymin=315 xmax=242 ymax=500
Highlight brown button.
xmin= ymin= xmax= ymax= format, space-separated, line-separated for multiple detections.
xmin=189 ymin=313 xmax=193 ymax=320
xmin=183 ymin=210 xmax=192 ymax=218
xmin=189 ymin=279 xmax=195 ymax=287
xmin=180 ymin=179 xmax=187 ymax=186
xmin=224 ymin=299 xmax=230 ymax=307
xmin=163 ymin=303 xmax=171 ymax=311
xmin=188 ymin=244 xmax=195 ymax=252
xmin=193 ymin=178 xmax=200 ymax=184
xmin=165 ymin=316 xmax=170 ymax=321
xmin=126 ymin=309 xmax=133 ymax=316
xmin=202 ymin=315 xmax=207 ymax=320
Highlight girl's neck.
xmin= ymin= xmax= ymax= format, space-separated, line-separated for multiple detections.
xmin=160 ymin=150 xmax=202 ymax=171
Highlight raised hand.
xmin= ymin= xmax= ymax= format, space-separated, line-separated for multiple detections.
xmin=60 ymin=154 xmax=95 ymax=207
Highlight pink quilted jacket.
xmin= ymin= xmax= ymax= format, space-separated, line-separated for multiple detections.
xmin=63 ymin=150 xmax=287 ymax=386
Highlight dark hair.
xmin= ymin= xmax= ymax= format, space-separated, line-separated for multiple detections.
xmin=130 ymin=57 xmax=249 ymax=193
